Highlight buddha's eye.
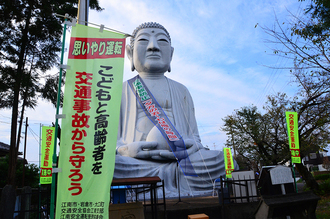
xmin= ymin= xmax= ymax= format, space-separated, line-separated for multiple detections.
xmin=137 ymin=38 xmax=148 ymax=42
xmin=158 ymin=39 xmax=168 ymax=43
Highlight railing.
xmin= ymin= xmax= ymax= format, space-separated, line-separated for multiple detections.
xmin=0 ymin=186 xmax=51 ymax=219
xmin=219 ymin=177 xmax=260 ymax=204
xmin=111 ymin=177 xmax=166 ymax=219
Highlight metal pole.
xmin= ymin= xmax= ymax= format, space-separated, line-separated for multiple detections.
xmin=49 ymin=17 xmax=68 ymax=219
xmin=49 ymin=2 xmax=89 ymax=217
xmin=231 ymin=132 xmax=236 ymax=159
xmin=39 ymin=123 xmax=42 ymax=219
xmin=77 ymin=0 xmax=89 ymax=25
xmin=292 ymin=164 xmax=298 ymax=193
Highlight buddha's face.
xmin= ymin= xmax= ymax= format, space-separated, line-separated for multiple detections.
xmin=132 ymin=28 xmax=173 ymax=74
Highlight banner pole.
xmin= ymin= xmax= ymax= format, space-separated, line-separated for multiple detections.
xmin=50 ymin=18 xmax=68 ymax=219
xmin=39 ymin=123 xmax=42 ymax=219
xmin=292 ymin=163 xmax=298 ymax=193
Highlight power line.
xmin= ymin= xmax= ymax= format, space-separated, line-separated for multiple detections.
xmin=0 ymin=113 xmax=11 ymax=119
xmin=0 ymin=120 xmax=11 ymax=124
xmin=27 ymin=126 xmax=40 ymax=144
xmin=253 ymin=2 xmax=306 ymax=108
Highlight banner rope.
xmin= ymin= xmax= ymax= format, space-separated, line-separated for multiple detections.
xmin=178 ymin=91 xmax=214 ymax=187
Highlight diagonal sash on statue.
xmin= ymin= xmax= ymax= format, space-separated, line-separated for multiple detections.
xmin=128 ymin=75 xmax=197 ymax=177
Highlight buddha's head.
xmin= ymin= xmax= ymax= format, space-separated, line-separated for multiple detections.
xmin=126 ymin=22 xmax=174 ymax=74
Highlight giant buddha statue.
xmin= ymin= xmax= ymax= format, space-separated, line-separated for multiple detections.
xmin=114 ymin=22 xmax=237 ymax=196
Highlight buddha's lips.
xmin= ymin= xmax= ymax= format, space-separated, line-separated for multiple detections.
xmin=146 ymin=54 xmax=161 ymax=58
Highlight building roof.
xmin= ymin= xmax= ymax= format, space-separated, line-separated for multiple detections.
xmin=303 ymin=151 xmax=330 ymax=165
xmin=0 ymin=141 xmax=23 ymax=157
xmin=0 ymin=141 xmax=9 ymax=149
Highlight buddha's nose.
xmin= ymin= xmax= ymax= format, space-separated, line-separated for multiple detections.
xmin=147 ymin=37 xmax=160 ymax=51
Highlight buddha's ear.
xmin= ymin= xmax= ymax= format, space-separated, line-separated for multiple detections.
xmin=170 ymin=47 xmax=174 ymax=60
xmin=168 ymin=47 xmax=174 ymax=73
xmin=126 ymin=45 xmax=135 ymax=71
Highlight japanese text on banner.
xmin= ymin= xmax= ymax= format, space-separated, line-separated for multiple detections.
xmin=224 ymin=148 xmax=234 ymax=178
xmin=40 ymin=126 xmax=55 ymax=184
xmin=55 ymin=23 xmax=125 ymax=219
xmin=285 ymin=112 xmax=301 ymax=163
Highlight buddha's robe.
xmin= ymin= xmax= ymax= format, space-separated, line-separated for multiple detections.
xmin=114 ymin=76 xmax=234 ymax=196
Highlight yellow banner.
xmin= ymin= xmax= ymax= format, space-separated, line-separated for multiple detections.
xmin=55 ymin=24 xmax=126 ymax=219
xmin=285 ymin=112 xmax=301 ymax=163
xmin=40 ymin=126 xmax=55 ymax=184
xmin=224 ymin=148 xmax=234 ymax=178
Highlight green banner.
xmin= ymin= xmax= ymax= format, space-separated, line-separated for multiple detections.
xmin=224 ymin=148 xmax=234 ymax=178
xmin=55 ymin=24 xmax=125 ymax=219
xmin=285 ymin=111 xmax=301 ymax=163
xmin=40 ymin=126 xmax=55 ymax=184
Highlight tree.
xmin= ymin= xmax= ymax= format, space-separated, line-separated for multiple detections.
xmin=245 ymin=0 xmax=330 ymax=191
xmin=222 ymin=103 xmax=291 ymax=167
xmin=260 ymin=0 xmax=330 ymax=99
xmin=222 ymin=106 xmax=283 ymax=167
xmin=267 ymin=92 xmax=329 ymax=191
xmin=0 ymin=1 xmax=102 ymax=217
xmin=322 ymin=156 xmax=330 ymax=171
xmin=0 ymin=156 xmax=39 ymax=188
xmin=0 ymin=0 xmax=102 ymax=186
xmin=298 ymin=0 xmax=330 ymax=36
xmin=222 ymin=89 xmax=330 ymax=190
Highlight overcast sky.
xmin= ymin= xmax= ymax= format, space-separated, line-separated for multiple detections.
xmin=0 ymin=0 xmax=317 ymax=165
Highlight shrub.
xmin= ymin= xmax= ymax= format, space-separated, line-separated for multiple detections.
xmin=314 ymin=174 xmax=330 ymax=181
xmin=316 ymin=178 xmax=330 ymax=196
xmin=0 ymin=155 xmax=39 ymax=188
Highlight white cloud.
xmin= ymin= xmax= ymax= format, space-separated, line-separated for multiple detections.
xmin=0 ymin=0 xmax=308 ymax=164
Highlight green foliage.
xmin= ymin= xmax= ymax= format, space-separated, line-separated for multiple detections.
xmin=222 ymin=87 xmax=330 ymax=167
xmin=0 ymin=156 xmax=39 ymax=188
xmin=222 ymin=105 xmax=290 ymax=166
xmin=222 ymin=89 xmax=329 ymax=190
xmin=315 ymin=174 xmax=330 ymax=181
xmin=0 ymin=0 xmax=102 ymax=186
xmin=234 ymin=154 xmax=254 ymax=170
xmin=0 ymin=0 xmax=101 ymax=109
xmin=316 ymin=195 xmax=330 ymax=218
xmin=261 ymin=0 xmax=330 ymax=103
xmin=316 ymin=178 xmax=330 ymax=196
xmin=298 ymin=0 xmax=330 ymax=36
xmin=251 ymin=0 xmax=330 ymax=191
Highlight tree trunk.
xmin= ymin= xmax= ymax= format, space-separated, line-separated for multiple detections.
xmin=3 ymin=6 xmax=32 ymax=219
xmin=0 ymin=185 xmax=16 ymax=219
xmin=295 ymin=163 xmax=319 ymax=191
xmin=7 ymin=5 xmax=31 ymax=186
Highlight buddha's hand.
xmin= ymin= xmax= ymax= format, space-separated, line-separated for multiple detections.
xmin=117 ymin=141 xmax=158 ymax=159
xmin=156 ymin=139 xmax=200 ymax=160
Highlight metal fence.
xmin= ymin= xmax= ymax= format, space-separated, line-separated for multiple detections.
xmin=219 ymin=177 xmax=260 ymax=204
xmin=0 ymin=186 xmax=51 ymax=219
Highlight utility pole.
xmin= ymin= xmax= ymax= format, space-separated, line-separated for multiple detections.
xmin=22 ymin=117 xmax=28 ymax=187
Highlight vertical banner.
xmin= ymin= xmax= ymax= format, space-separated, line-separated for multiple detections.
xmin=55 ymin=24 xmax=125 ymax=219
xmin=224 ymin=148 xmax=234 ymax=178
xmin=40 ymin=126 xmax=55 ymax=184
xmin=285 ymin=112 xmax=301 ymax=163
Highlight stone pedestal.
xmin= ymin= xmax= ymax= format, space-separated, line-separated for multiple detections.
xmin=255 ymin=191 xmax=320 ymax=219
